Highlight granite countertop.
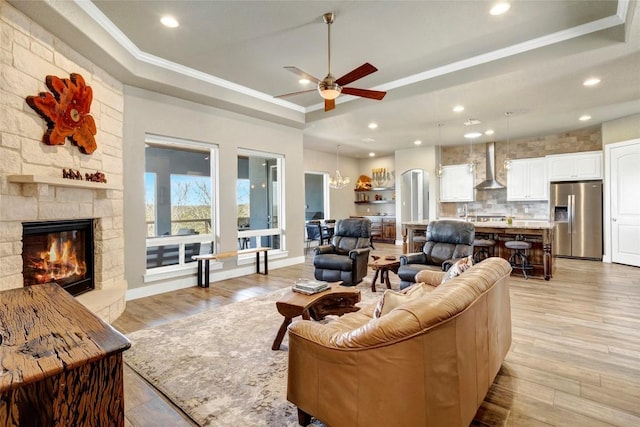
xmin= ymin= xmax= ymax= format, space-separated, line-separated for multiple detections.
xmin=473 ymin=220 xmax=555 ymax=230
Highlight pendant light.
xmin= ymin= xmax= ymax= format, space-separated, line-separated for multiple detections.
xmin=329 ymin=145 xmax=350 ymax=189
xmin=436 ymin=123 xmax=444 ymax=178
xmin=504 ymin=112 xmax=513 ymax=170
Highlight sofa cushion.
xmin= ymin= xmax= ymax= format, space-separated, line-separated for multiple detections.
xmin=440 ymin=255 xmax=474 ymax=284
xmin=415 ymin=269 xmax=446 ymax=286
xmin=373 ymin=283 xmax=427 ymax=318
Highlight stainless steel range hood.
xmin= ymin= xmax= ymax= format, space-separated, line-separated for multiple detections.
xmin=474 ymin=142 xmax=506 ymax=190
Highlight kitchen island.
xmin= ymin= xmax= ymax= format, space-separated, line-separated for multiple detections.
xmin=402 ymin=220 xmax=555 ymax=280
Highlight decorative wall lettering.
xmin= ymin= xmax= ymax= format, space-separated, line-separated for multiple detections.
xmin=26 ymin=73 xmax=97 ymax=154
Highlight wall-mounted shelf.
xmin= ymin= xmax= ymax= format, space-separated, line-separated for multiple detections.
xmin=354 ymin=200 xmax=394 ymax=205
xmin=355 ymin=187 xmax=395 ymax=192
xmin=8 ymin=175 xmax=121 ymax=190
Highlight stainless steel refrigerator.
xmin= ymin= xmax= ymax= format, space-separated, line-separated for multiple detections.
xmin=550 ymin=180 xmax=603 ymax=259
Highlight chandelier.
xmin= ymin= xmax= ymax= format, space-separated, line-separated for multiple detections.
xmin=329 ymin=145 xmax=350 ymax=189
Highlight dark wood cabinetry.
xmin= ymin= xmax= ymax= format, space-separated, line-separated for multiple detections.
xmin=362 ymin=216 xmax=396 ymax=243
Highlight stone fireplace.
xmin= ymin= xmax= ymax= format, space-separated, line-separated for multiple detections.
xmin=1 ymin=177 xmax=127 ymax=323
xmin=0 ymin=2 xmax=127 ymax=323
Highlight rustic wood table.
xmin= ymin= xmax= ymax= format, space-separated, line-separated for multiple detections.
xmin=272 ymin=282 xmax=360 ymax=350
xmin=0 ymin=283 xmax=131 ymax=427
xmin=368 ymin=257 xmax=401 ymax=292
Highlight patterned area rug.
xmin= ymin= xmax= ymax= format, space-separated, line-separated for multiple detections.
xmin=124 ymin=280 xmax=383 ymax=427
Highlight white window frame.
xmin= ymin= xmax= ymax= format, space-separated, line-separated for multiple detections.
xmin=237 ymin=148 xmax=286 ymax=260
xmin=144 ymin=134 xmax=219 ymax=279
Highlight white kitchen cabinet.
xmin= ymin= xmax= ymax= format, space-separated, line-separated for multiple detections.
xmin=546 ymin=151 xmax=602 ymax=182
xmin=507 ymin=157 xmax=548 ymax=201
xmin=440 ymin=164 xmax=475 ymax=202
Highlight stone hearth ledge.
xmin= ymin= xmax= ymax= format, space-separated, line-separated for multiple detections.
xmin=75 ymin=282 xmax=127 ymax=324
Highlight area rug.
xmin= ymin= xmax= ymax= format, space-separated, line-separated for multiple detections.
xmin=124 ymin=280 xmax=383 ymax=426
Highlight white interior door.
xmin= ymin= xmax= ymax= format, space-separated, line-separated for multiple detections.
xmin=608 ymin=139 xmax=640 ymax=267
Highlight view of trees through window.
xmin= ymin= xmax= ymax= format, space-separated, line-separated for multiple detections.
xmin=170 ymin=174 xmax=211 ymax=234
xmin=145 ymin=143 xmax=212 ymax=238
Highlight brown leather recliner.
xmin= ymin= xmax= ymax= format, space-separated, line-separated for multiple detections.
xmin=287 ymin=257 xmax=513 ymax=427
xmin=398 ymin=219 xmax=475 ymax=289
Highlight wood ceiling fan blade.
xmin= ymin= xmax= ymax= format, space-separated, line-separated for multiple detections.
xmin=335 ymin=63 xmax=377 ymax=86
xmin=324 ymin=98 xmax=335 ymax=112
xmin=284 ymin=66 xmax=321 ymax=84
xmin=341 ymin=87 xmax=386 ymax=100
xmin=274 ymin=89 xmax=317 ymax=99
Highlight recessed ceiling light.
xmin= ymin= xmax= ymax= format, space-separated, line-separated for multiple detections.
xmin=369 ymin=152 xmax=376 ymax=157
xmin=414 ymin=140 xmax=422 ymax=145
xmin=464 ymin=118 xmax=481 ymax=126
xmin=579 ymin=115 xmax=592 ymax=121
xmin=160 ymin=15 xmax=179 ymax=28
xmin=490 ymin=2 xmax=511 ymax=15
xmin=368 ymin=122 xmax=378 ymax=129
xmin=453 ymin=105 xmax=465 ymax=113
xmin=464 ymin=132 xmax=483 ymax=139
xmin=362 ymin=137 xmax=375 ymax=143
xmin=485 ymin=129 xmax=495 ymax=135
xmin=299 ymin=78 xmax=310 ymax=84
xmin=583 ymin=77 xmax=601 ymax=87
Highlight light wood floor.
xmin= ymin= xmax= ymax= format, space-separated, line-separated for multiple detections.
xmin=113 ymin=244 xmax=640 ymax=427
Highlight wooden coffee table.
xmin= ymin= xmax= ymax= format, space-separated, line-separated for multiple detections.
xmin=368 ymin=257 xmax=400 ymax=292
xmin=272 ymin=282 xmax=361 ymax=350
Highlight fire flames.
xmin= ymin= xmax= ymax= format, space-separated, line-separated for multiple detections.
xmin=28 ymin=237 xmax=87 ymax=284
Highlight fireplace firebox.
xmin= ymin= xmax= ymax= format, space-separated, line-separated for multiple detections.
xmin=22 ymin=219 xmax=94 ymax=296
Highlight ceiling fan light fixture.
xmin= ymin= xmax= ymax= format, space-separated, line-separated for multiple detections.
xmin=318 ymin=80 xmax=341 ymax=100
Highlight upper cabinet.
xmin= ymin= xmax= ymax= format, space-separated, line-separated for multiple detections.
xmin=507 ymin=157 xmax=548 ymax=201
xmin=440 ymin=164 xmax=474 ymax=202
xmin=546 ymin=151 xmax=602 ymax=182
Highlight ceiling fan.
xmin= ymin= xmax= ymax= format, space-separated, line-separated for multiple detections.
xmin=275 ymin=12 xmax=386 ymax=112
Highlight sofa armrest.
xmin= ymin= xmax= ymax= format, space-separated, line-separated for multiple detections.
xmin=314 ymin=244 xmax=336 ymax=255
xmin=400 ymin=252 xmax=427 ymax=265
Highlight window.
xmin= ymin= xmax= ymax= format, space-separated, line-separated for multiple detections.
xmin=237 ymin=150 xmax=284 ymax=251
xmin=145 ymin=136 xmax=217 ymax=271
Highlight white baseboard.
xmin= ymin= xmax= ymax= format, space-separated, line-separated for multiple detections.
xmin=126 ymin=255 xmax=305 ymax=301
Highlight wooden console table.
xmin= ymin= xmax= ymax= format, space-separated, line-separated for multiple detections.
xmin=0 ymin=283 xmax=130 ymax=427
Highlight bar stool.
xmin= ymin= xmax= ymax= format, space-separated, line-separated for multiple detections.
xmin=473 ymin=239 xmax=495 ymax=263
xmin=412 ymin=234 xmax=427 ymax=252
xmin=505 ymin=238 xmax=533 ymax=279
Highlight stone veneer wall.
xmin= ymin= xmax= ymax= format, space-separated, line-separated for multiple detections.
xmin=0 ymin=1 xmax=126 ymax=322
xmin=439 ymin=126 xmax=602 ymax=219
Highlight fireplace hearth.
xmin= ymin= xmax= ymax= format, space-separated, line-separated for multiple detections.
xmin=22 ymin=219 xmax=95 ymax=296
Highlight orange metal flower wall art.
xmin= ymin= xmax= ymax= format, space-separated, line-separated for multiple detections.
xmin=26 ymin=73 xmax=97 ymax=154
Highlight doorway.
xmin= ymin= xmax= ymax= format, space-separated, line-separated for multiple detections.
xmin=606 ymin=139 xmax=640 ymax=267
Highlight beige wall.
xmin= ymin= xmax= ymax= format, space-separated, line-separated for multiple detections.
xmin=602 ymin=113 xmax=640 ymax=145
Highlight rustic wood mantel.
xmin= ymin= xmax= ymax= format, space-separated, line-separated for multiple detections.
xmin=0 ymin=283 xmax=130 ymax=426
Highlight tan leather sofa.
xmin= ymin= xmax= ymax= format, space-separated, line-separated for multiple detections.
xmin=287 ymin=257 xmax=512 ymax=427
